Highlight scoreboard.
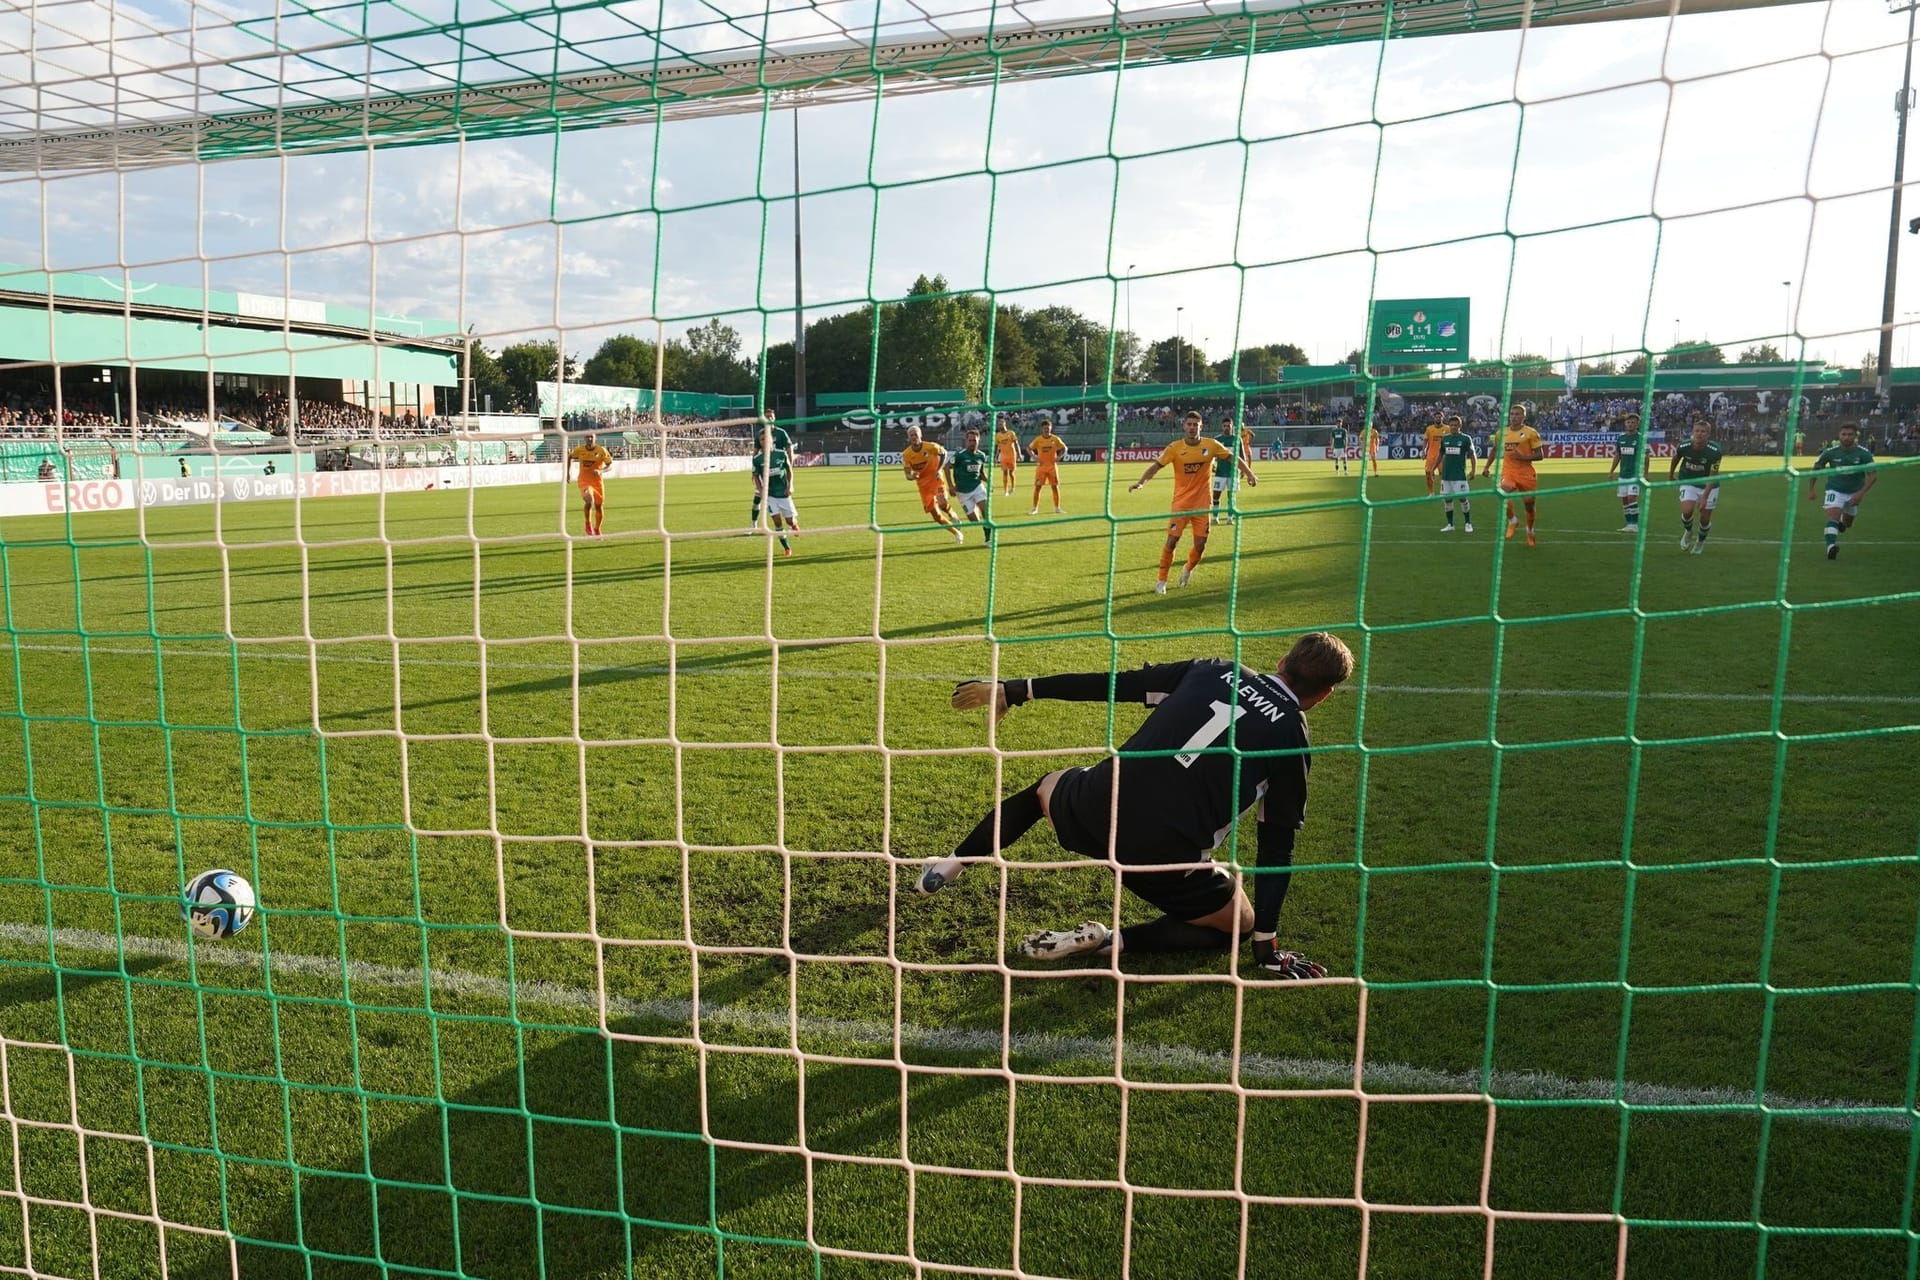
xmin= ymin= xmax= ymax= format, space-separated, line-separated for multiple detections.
xmin=1369 ymin=297 xmax=1470 ymax=363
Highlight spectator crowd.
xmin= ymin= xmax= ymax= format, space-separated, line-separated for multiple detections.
xmin=4 ymin=382 xmax=1918 ymax=464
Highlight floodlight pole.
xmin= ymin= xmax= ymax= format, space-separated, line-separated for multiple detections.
xmin=1879 ymin=0 xmax=1918 ymax=401
xmin=793 ymin=104 xmax=808 ymax=423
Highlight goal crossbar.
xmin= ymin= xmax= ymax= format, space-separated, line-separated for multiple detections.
xmin=1 ymin=0 xmax=1809 ymax=173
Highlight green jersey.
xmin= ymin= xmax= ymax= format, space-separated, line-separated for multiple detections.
xmin=1613 ymin=432 xmax=1642 ymax=478
xmin=1214 ymin=432 xmax=1242 ymax=486
xmin=1813 ymin=443 xmax=1875 ymax=496
xmin=1328 ymin=427 xmax=1348 ymax=450
xmin=1436 ymin=432 xmax=1476 ymax=481
xmin=1672 ymin=440 xmax=1723 ymax=482
xmin=752 ymin=449 xmax=792 ymax=499
xmin=948 ymin=448 xmax=990 ymax=494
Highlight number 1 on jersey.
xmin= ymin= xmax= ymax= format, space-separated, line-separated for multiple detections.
xmin=1176 ymin=699 xmax=1247 ymax=767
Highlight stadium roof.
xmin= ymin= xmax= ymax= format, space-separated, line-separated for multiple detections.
xmin=0 ymin=261 xmax=461 ymax=387
xmin=0 ymin=262 xmax=459 ymax=342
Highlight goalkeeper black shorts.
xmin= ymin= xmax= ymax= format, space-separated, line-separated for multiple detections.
xmin=1047 ymin=765 xmax=1238 ymax=922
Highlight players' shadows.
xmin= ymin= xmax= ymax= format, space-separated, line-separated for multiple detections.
xmin=788 ymin=899 xmax=893 ymax=960
xmin=378 ymin=643 xmax=811 ymax=719
xmin=0 ymin=952 xmax=172 ymax=1018
xmin=178 ymin=1018 xmax=1000 ymax=1280
xmin=144 ymin=541 xmax=900 ymax=616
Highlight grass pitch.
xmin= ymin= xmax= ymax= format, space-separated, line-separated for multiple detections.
xmin=0 ymin=453 xmax=1916 ymax=1280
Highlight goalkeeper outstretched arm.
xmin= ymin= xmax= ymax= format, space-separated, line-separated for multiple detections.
xmin=950 ymin=661 xmax=1198 ymax=723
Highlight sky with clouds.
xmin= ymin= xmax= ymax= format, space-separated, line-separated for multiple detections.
xmin=3 ymin=0 xmax=1919 ymax=379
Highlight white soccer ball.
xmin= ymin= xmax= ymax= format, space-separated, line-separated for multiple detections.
xmin=182 ymin=869 xmax=256 ymax=939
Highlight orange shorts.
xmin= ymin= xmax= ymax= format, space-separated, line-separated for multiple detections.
xmin=916 ymin=479 xmax=948 ymax=513
xmin=578 ymin=475 xmax=604 ymax=499
xmin=1498 ymin=468 xmax=1538 ymax=494
xmin=1167 ymin=514 xmax=1212 ymax=541
xmin=999 ymin=451 xmax=1018 ymax=469
xmin=1425 ymin=446 xmax=1441 ymax=470
xmin=1035 ymin=462 xmax=1059 ymax=481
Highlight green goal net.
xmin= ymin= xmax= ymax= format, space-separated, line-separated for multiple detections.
xmin=0 ymin=2 xmax=1917 ymax=1279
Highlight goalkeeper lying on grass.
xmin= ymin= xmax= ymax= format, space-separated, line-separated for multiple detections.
xmin=921 ymin=632 xmax=1352 ymax=980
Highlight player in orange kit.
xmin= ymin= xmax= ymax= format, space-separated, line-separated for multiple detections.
xmin=565 ymin=432 xmax=613 ymax=536
xmin=1422 ymin=415 xmax=1448 ymax=495
xmin=901 ymin=425 xmax=965 ymax=543
xmin=1129 ymin=411 xmax=1257 ymax=593
xmin=1497 ymin=404 xmax=1544 ymax=547
xmin=1028 ymin=420 xmax=1067 ymax=514
xmin=994 ymin=414 xmax=1022 ymax=496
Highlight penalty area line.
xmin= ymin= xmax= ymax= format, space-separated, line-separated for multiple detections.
xmin=0 ymin=920 xmax=1904 ymax=1130
xmin=7 ymin=640 xmax=1920 ymax=706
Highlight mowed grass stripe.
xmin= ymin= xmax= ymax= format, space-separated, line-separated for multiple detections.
xmin=2 ymin=640 xmax=1916 ymax=705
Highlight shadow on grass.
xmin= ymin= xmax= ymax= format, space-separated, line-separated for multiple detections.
xmin=182 ymin=1018 xmax=1001 ymax=1280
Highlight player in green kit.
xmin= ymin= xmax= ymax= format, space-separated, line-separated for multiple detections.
xmin=1606 ymin=411 xmax=1645 ymax=532
xmin=751 ymin=423 xmax=800 ymax=556
xmin=1210 ymin=415 xmax=1248 ymax=524
xmin=944 ymin=427 xmax=994 ymax=541
xmin=1809 ymin=422 xmax=1878 ymax=560
xmin=1667 ymin=417 xmax=1724 ymax=554
xmin=1434 ymin=416 xmax=1477 ymax=532
xmin=1326 ymin=425 xmax=1349 ymax=474
xmin=749 ymin=409 xmax=795 ymax=532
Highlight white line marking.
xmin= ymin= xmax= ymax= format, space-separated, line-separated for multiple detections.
xmin=6 ymin=641 xmax=1918 ymax=706
xmin=1371 ymin=684 xmax=1920 ymax=706
xmin=0 ymin=922 xmax=1902 ymax=1129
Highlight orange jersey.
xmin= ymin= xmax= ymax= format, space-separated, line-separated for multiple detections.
xmin=995 ymin=429 xmax=1020 ymax=463
xmin=1364 ymin=428 xmax=1380 ymax=454
xmin=1029 ymin=433 xmax=1067 ymax=469
xmin=1424 ymin=424 xmax=1447 ymax=460
xmin=569 ymin=445 xmax=612 ymax=480
xmin=1500 ymin=425 xmax=1544 ymax=476
xmin=902 ymin=440 xmax=947 ymax=487
xmin=1156 ymin=437 xmax=1234 ymax=513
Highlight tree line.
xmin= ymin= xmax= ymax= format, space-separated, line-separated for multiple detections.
xmin=1360 ymin=341 xmax=1801 ymax=381
xmin=461 ymin=281 xmax=1812 ymax=414
xmin=460 ymin=274 xmax=1325 ymax=413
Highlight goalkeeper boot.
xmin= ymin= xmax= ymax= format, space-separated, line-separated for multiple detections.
xmin=1018 ymin=921 xmax=1111 ymax=960
xmin=916 ymin=857 xmax=965 ymax=896
xmin=1252 ymin=938 xmax=1327 ymax=981
xmin=1153 ymin=579 xmax=1167 ymax=595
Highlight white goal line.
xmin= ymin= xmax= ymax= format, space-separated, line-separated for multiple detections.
xmin=0 ymin=921 xmax=1899 ymax=1132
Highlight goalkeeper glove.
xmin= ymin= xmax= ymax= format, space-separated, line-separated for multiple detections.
xmin=1252 ymin=938 xmax=1327 ymax=981
xmin=951 ymin=679 xmax=1012 ymax=724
